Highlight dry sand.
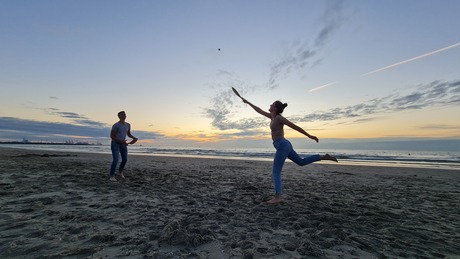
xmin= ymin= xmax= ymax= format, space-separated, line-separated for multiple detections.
xmin=1 ymin=146 xmax=459 ymax=258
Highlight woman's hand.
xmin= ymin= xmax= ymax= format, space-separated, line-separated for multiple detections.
xmin=309 ymin=135 xmax=319 ymax=143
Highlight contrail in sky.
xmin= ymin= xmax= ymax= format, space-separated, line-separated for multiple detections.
xmin=309 ymin=42 xmax=460 ymax=92
xmin=361 ymin=42 xmax=460 ymax=76
xmin=309 ymin=82 xmax=337 ymax=92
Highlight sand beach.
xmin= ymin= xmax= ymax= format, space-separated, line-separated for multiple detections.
xmin=0 ymin=146 xmax=459 ymax=258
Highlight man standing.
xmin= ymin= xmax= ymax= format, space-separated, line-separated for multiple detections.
xmin=109 ymin=111 xmax=138 ymax=181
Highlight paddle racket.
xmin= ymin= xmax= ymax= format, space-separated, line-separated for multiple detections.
xmin=232 ymin=87 xmax=244 ymax=100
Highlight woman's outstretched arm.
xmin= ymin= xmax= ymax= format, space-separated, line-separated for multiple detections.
xmin=242 ymin=98 xmax=271 ymax=119
xmin=282 ymin=117 xmax=319 ymax=142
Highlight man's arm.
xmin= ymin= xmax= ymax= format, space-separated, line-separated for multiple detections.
xmin=127 ymin=130 xmax=138 ymax=144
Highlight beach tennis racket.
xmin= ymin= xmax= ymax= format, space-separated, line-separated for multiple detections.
xmin=232 ymin=87 xmax=244 ymax=100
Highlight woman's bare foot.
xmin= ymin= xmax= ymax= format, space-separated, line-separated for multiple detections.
xmin=321 ymin=153 xmax=338 ymax=162
xmin=266 ymin=196 xmax=284 ymax=204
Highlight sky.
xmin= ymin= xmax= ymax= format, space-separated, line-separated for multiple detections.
xmin=1 ymin=0 xmax=460 ymax=150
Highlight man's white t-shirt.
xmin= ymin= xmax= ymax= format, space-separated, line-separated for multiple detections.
xmin=111 ymin=122 xmax=131 ymax=141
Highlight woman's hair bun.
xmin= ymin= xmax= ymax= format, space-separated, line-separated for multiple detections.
xmin=274 ymin=100 xmax=288 ymax=113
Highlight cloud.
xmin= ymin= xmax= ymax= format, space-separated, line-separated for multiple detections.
xmin=203 ymin=75 xmax=265 ymax=131
xmin=419 ymin=124 xmax=459 ymax=130
xmin=314 ymin=0 xmax=345 ymax=48
xmin=203 ymin=88 xmax=267 ymax=131
xmin=203 ymin=89 xmax=236 ymax=130
xmin=296 ymin=79 xmax=460 ymax=123
xmin=47 ymin=109 xmax=108 ymax=128
xmin=0 ymin=117 xmax=163 ymax=142
xmin=205 ymin=79 xmax=460 ymax=137
xmin=267 ymin=0 xmax=345 ymax=89
xmin=205 ymin=1 xmax=347 ymax=132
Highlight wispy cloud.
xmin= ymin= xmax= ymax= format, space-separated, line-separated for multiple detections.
xmin=205 ymin=1 xmax=346 ymax=130
xmin=299 ymin=80 xmax=460 ymax=122
xmin=40 ymin=108 xmax=110 ymax=128
xmin=419 ymin=124 xmax=460 ymax=130
xmin=203 ymin=85 xmax=267 ymax=131
xmin=206 ymin=79 xmax=460 ymax=137
xmin=268 ymin=0 xmax=345 ymax=90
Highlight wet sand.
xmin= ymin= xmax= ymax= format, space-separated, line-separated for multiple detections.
xmin=1 ymin=147 xmax=459 ymax=258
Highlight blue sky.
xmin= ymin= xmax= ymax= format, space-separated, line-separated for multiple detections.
xmin=1 ymin=0 xmax=459 ymax=150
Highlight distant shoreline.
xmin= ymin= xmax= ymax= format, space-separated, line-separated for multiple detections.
xmin=2 ymin=144 xmax=459 ymax=171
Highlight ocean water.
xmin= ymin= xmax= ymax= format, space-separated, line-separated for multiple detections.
xmin=2 ymin=144 xmax=460 ymax=170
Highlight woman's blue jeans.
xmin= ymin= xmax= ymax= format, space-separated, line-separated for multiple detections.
xmin=272 ymin=138 xmax=320 ymax=195
xmin=110 ymin=141 xmax=128 ymax=176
